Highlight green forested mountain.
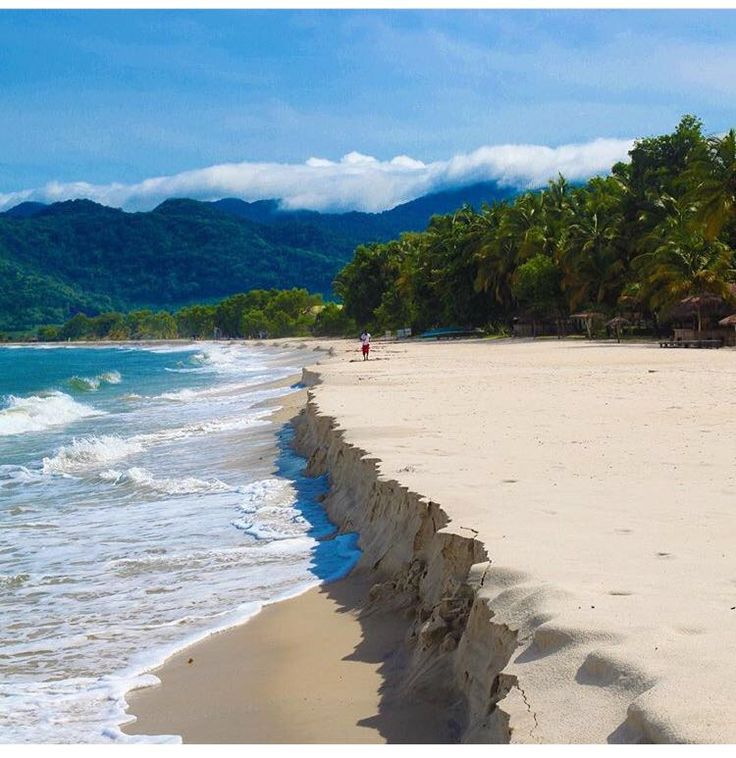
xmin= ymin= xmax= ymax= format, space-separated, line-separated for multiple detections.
xmin=0 ymin=198 xmax=351 ymax=329
xmin=0 ymin=182 xmax=512 ymax=331
xmin=210 ymin=181 xmax=516 ymax=242
xmin=28 ymin=118 xmax=736 ymax=343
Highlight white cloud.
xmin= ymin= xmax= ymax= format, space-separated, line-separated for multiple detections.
xmin=0 ymin=138 xmax=634 ymax=214
xmin=341 ymin=151 xmax=379 ymax=166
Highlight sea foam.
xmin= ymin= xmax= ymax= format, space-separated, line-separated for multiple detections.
xmin=0 ymin=464 xmax=46 ymax=489
xmin=100 ymin=467 xmax=232 ymax=496
xmin=0 ymin=342 xmax=359 ymax=743
xmin=42 ymin=435 xmax=145 ymax=475
xmin=0 ymin=392 xmax=102 ymax=437
xmin=41 ymin=414 xmax=270 ymax=476
xmin=232 ymin=478 xmax=311 ymax=541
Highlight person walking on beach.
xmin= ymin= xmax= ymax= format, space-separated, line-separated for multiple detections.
xmin=360 ymin=329 xmax=371 ymax=360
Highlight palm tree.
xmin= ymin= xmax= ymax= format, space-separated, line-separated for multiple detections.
xmin=557 ymin=178 xmax=627 ymax=312
xmin=503 ymin=191 xmax=549 ymax=262
xmin=633 ymin=194 xmax=735 ymax=330
xmin=544 ymin=174 xmax=574 ymax=234
xmin=473 ymin=203 xmax=518 ymax=311
xmin=687 ymin=129 xmax=736 ymax=240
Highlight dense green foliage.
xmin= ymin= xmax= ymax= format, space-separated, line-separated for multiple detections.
xmin=0 ymin=199 xmax=353 ymax=331
xmin=37 ymin=289 xmax=357 ymax=342
xmin=0 ymin=183 xmax=511 ymax=331
xmin=335 ymin=117 xmax=736 ymax=336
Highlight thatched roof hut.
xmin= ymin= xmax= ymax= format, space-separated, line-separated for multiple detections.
xmin=570 ymin=311 xmax=605 ymax=339
xmin=672 ymin=294 xmax=725 ymax=333
xmin=606 ymin=316 xmax=630 ymax=343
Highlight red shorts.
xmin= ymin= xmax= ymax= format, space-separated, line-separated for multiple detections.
xmin=361 ymin=344 xmax=370 ymax=355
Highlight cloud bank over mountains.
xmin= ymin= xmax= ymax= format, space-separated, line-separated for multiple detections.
xmin=0 ymin=137 xmax=634 ymax=214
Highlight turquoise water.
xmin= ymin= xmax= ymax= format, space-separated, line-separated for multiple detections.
xmin=0 ymin=343 xmax=360 ymax=743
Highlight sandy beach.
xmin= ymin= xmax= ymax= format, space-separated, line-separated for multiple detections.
xmin=124 ymin=576 xmax=450 ymax=743
xmin=124 ymin=337 xmax=736 ymax=743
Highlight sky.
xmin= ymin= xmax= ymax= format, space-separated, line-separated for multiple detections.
xmin=2 ymin=9 xmax=736 ymax=212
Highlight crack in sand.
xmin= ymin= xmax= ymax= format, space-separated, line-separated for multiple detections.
xmin=479 ymin=561 xmax=492 ymax=587
xmin=515 ymin=681 xmax=539 ymax=741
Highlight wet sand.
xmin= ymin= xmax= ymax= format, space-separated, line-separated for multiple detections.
xmin=123 ymin=575 xmax=451 ymax=743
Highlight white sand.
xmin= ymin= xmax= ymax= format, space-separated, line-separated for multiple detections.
xmin=306 ymin=337 xmax=736 ymax=742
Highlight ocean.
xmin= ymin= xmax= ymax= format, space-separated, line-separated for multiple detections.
xmin=0 ymin=342 xmax=360 ymax=743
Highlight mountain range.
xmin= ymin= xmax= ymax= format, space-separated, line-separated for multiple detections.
xmin=0 ymin=181 xmax=516 ymax=331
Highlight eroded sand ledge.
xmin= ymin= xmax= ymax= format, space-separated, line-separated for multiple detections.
xmin=294 ymin=339 xmax=736 ymax=743
xmin=294 ymin=367 xmax=534 ymax=743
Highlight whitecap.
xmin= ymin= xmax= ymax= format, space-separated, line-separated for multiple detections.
xmin=99 ymin=371 xmax=122 ymax=385
xmin=68 ymin=370 xmax=122 ymax=392
xmin=42 ymin=436 xmax=144 ymax=475
xmin=41 ymin=413 xmax=267 ymax=477
xmin=0 ymin=392 xmax=103 ymax=437
xmin=100 ymin=467 xmax=232 ymax=496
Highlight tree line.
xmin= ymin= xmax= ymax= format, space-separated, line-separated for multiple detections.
xmin=335 ymin=116 xmax=736 ymax=337
xmin=0 ymin=198 xmax=355 ymax=332
xmin=35 ymin=288 xmax=356 ymax=342
xmin=23 ymin=116 xmax=736 ymax=344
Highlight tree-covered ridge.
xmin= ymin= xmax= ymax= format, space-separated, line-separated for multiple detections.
xmin=0 ymin=181 xmax=512 ymax=332
xmin=336 ymin=116 xmax=736 ymax=336
xmin=0 ymin=199 xmax=356 ymax=330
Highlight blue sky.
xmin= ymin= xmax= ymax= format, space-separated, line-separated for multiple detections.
xmin=2 ymin=9 xmax=736 ymax=211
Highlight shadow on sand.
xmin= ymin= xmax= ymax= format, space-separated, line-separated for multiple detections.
xmin=277 ymin=420 xmax=456 ymax=744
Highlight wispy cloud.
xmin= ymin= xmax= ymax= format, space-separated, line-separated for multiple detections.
xmin=0 ymin=137 xmax=633 ymax=214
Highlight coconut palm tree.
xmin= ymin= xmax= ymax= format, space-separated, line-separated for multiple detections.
xmin=473 ymin=203 xmax=518 ymax=311
xmin=557 ymin=178 xmax=627 ymax=312
xmin=503 ymin=191 xmax=549 ymax=262
xmin=687 ymin=129 xmax=736 ymax=240
xmin=633 ymin=195 xmax=735 ymax=329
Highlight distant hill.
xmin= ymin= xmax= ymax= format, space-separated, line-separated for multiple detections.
xmin=0 ymin=181 xmax=517 ymax=330
xmin=210 ymin=181 xmax=516 ymax=242
xmin=2 ymin=201 xmax=48 ymax=219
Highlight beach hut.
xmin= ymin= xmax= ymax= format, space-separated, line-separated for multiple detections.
xmin=678 ymin=294 xmax=724 ymax=334
xmin=606 ymin=316 xmax=630 ymax=343
xmin=718 ymin=313 xmax=736 ymax=339
xmin=570 ymin=311 xmax=605 ymax=339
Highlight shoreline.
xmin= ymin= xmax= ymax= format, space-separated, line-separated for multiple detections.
xmin=2 ymin=339 xmax=341 ymax=743
xmin=122 ymin=343 xmax=402 ymax=743
xmin=122 ymin=337 xmax=473 ymax=744
xmin=123 ymin=339 xmax=456 ymax=744
xmin=124 ymin=337 xmax=736 ymax=743
xmin=123 ymin=575 xmax=452 ymax=744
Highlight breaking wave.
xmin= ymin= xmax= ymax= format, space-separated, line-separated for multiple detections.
xmin=0 ymin=464 xmax=46 ymax=489
xmin=41 ymin=436 xmax=145 ymax=475
xmin=0 ymin=392 xmax=103 ymax=437
xmin=41 ymin=414 xmax=270 ymax=476
xmin=68 ymin=371 xmax=122 ymax=392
